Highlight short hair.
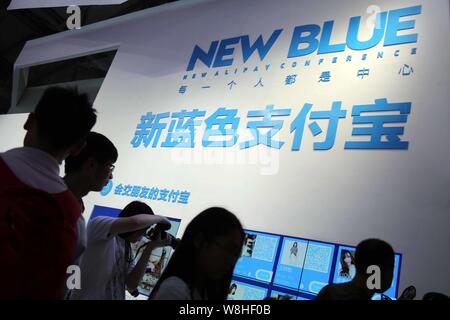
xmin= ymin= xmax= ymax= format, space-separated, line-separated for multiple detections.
xmin=355 ymin=239 xmax=395 ymax=274
xmin=64 ymin=132 xmax=118 ymax=174
xmin=118 ymin=201 xmax=154 ymax=239
xmin=119 ymin=201 xmax=154 ymax=218
xmin=34 ymin=86 xmax=97 ymax=151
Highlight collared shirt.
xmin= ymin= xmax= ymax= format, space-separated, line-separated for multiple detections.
xmin=70 ymin=216 xmax=136 ymax=300
xmin=0 ymin=147 xmax=67 ymax=193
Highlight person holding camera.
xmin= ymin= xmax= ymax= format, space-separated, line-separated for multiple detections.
xmin=70 ymin=201 xmax=173 ymax=300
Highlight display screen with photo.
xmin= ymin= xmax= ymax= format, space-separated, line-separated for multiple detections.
xmin=131 ymin=219 xmax=181 ymax=297
xmin=233 ymin=231 xmax=280 ymax=283
xmin=91 ymin=206 xmax=402 ymax=300
xmin=273 ymin=237 xmax=308 ymax=290
xmin=298 ymin=241 xmax=335 ymax=294
xmin=231 ymin=232 xmax=402 ymax=300
xmin=332 ymin=245 xmax=402 ymax=300
xmin=333 ymin=246 xmax=357 ymax=284
xmin=227 ymin=280 xmax=268 ymax=300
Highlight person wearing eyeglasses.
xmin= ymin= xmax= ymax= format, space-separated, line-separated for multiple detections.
xmin=62 ymin=131 xmax=118 ymax=298
xmin=70 ymin=201 xmax=172 ymax=300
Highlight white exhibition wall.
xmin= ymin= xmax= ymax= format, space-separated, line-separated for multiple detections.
xmin=1 ymin=0 xmax=449 ymax=297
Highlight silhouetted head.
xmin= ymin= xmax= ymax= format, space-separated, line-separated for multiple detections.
xmin=151 ymin=207 xmax=244 ymax=300
xmin=65 ymin=132 xmax=118 ymax=191
xmin=355 ymin=239 xmax=395 ymax=293
xmin=118 ymin=201 xmax=154 ymax=243
xmin=23 ymin=86 xmax=97 ymax=162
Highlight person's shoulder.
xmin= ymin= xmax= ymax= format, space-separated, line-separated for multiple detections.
xmin=86 ymin=216 xmax=116 ymax=238
xmin=316 ymin=283 xmax=341 ymax=300
xmin=0 ymin=148 xmax=21 ymax=157
xmin=153 ymin=276 xmax=191 ymax=300
xmin=1 ymin=147 xmax=67 ymax=193
xmin=315 ymin=284 xmax=331 ymax=300
xmin=162 ymin=276 xmax=188 ymax=288
xmin=0 ymin=149 xmax=18 ymax=175
xmin=89 ymin=216 xmax=115 ymax=225
xmin=1 ymin=148 xmax=29 ymax=165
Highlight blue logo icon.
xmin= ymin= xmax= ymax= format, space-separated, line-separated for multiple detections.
xmin=100 ymin=180 xmax=113 ymax=196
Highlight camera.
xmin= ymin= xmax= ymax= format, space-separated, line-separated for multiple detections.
xmin=145 ymin=222 xmax=180 ymax=249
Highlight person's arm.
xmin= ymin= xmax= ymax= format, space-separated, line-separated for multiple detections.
xmin=108 ymin=214 xmax=170 ymax=237
xmin=125 ymin=235 xmax=173 ymax=292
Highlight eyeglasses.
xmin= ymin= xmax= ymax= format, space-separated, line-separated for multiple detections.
xmin=106 ymin=163 xmax=115 ymax=172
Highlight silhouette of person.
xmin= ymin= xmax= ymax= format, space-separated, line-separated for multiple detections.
xmin=63 ymin=132 xmax=118 ymax=298
xmin=71 ymin=201 xmax=172 ymax=300
xmin=0 ymin=86 xmax=96 ymax=299
xmin=149 ymin=207 xmax=244 ymax=300
xmin=316 ymin=239 xmax=395 ymax=300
